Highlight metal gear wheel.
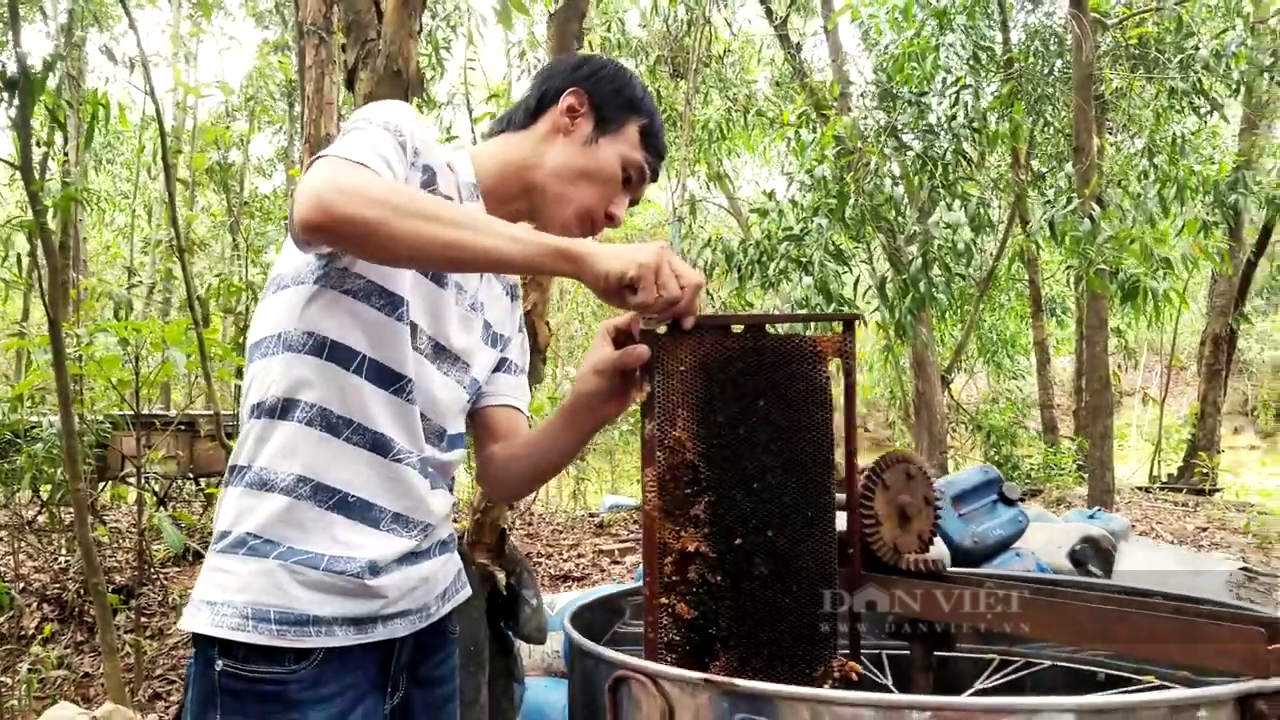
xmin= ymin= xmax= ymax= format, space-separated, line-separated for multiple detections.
xmin=857 ymin=449 xmax=940 ymax=572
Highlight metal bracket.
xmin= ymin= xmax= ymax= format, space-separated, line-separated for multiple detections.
xmin=606 ymin=669 xmax=672 ymax=720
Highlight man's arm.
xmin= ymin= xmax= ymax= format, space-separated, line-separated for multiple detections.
xmin=468 ymin=401 xmax=606 ymax=505
xmin=290 ymin=100 xmax=590 ymax=278
xmin=468 ymin=312 xmax=652 ymax=503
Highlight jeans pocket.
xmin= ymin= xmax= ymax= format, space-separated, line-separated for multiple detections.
xmin=215 ymin=639 xmax=327 ymax=678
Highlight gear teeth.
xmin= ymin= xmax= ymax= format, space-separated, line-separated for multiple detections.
xmin=893 ymin=553 xmax=947 ymax=575
xmin=856 ymin=449 xmax=939 ymax=571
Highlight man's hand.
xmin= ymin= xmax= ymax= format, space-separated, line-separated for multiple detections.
xmin=576 ymin=242 xmax=704 ymax=330
xmin=564 ymin=313 xmax=653 ymax=427
xmin=469 ymin=314 xmax=653 ymax=504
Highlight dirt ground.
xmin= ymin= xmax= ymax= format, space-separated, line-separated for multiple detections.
xmin=0 ymin=490 xmax=1274 ymax=719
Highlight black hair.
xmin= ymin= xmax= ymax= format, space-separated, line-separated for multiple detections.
xmin=485 ymin=54 xmax=667 ymax=183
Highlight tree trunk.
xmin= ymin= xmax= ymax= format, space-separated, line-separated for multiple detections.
xmin=299 ymin=0 xmax=341 ymax=165
xmin=339 ymin=0 xmax=426 ymax=106
xmin=1068 ymin=0 xmax=1115 ymax=508
xmin=461 ymin=5 xmax=589 ymax=718
xmin=1023 ymin=238 xmax=1060 ymax=446
xmin=121 ymin=0 xmax=233 ymax=455
xmin=1072 ymin=283 xmax=1085 ymax=439
xmin=760 ymin=0 xmax=950 ymax=471
xmin=56 ymin=9 xmax=88 ymax=320
xmin=519 ymin=0 xmax=590 ymax=389
xmin=1222 ymin=214 xmax=1275 ymax=384
xmin=6 ymin=0 xmax=130 ymax=705
xmin=996 ymin=0 xmax=1060 ymax=446
xmin=709 ymin=163 xmax=753 ymax=242
xmin=910 ymin=311 xmax=950 ymax=476
xmin=1172 ymin=9 xmax=1273 ymax=489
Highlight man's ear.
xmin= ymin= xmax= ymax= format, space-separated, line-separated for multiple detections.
xmin=556 ymin=88 xmax=592 ymax=135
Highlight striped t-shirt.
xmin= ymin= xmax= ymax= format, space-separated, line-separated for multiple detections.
xmin=177 ymin=99 xmax=531 ymax=647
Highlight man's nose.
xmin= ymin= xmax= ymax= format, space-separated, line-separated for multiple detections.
xmin=604 ymin=196 xmax=629 ymax=228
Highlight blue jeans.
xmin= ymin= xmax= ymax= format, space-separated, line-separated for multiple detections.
xmin=180 ymin=612 xmax=460 ymax=719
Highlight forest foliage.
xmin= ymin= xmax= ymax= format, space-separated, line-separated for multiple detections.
xmin=0 ymin=0 xmax=1276 ymax=712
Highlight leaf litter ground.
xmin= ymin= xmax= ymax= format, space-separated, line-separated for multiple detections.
xmin=0 ymin=490 xmax=1272 ymax=718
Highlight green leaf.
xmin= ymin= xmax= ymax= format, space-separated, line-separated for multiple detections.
xmin=154 ymin=512 xmax=187 ymax=555
xmin=494 ymin=0 xmax=514 ymax=31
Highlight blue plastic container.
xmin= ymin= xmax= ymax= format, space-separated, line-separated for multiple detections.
xmin=519 ymin=677 xmax=569 ymax=720
xmin=600 ymin=494 xmax=640 ymax=513
xmin=980 ymin=547 xmax=1055 ymax=574
xmin=1023 ymin=505 xmax=1062 ymax=524
xmin=934 ymin=464 xmax=1030 ymax=567
xmin=634 ymin=565 xmax=644 ymax=583
xmin=1060 ymin=506 xmax=1133 ymax=543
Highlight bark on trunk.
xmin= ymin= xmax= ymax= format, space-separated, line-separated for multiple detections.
xmin=1223 ymin=214 xmax=1275 ymax=384
xmin=1072 ymin=280 xmax=1085 ymax=439
xmin=1069 ymin=0 xmax=1115 ymax=508
xmin=299 ymin=0 xmax=341 ymax=165
xmin=1023 ymin=237 xmax=1060 ymax=446
xmin=461 ymin=4 xmax=589 ymax=718
xmin=339 ymin=0 xmax=426 ymax=106
xmin=910 ymin=311 xmax=950 ymax=476
xmin=996 ymin=0 xmax=1059 ymax=446
xmin=6 ymin=0 xmax=130 ymax=705
xmin=1172 ymin=20 xmax=1272 ymax=489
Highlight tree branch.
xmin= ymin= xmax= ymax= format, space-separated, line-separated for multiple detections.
xmin=119 ymin=0 xmax=233 ymax=455
xmin=942 ymin=206 xmax=1017 ymax=388
xmin=1097 ymin=0 xmax=1191 ymax=32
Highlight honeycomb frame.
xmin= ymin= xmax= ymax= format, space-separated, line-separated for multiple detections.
xmin=638 ymin=313 xmax=861 ymax=688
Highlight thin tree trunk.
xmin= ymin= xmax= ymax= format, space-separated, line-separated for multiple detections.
xmin=120 ymin=0 xmax=233 ymax=455
xmin=1172 ymin=0 xmax=1273 ymax=490
xmin=6 ymin=0 xmax=130 ymax=705
xmin=1149 ymin=275 xmax=1192 ymax=484
xmin=1222 ymin=214 xmax=1275 ymax=384
xmin=709 ymin=163 xmax=753 ymax=242
xmin=14 ymin=243 xmax=37 ymax=387
xmin=461 ymin=5 xmax=590 ymax=718
xmin=941 ymin=207 xmax=1016 ymax=389
xmin=15 ymin=121 xmax=60 ymax=395
xmin=1024 ymin=238 xmax=1060 ymax=445
xmin=156 ymin=0 xmax=186 ymax=410
xmin=299 ymin=0 xmax=341 ymax=165
xmin=1069 ymin=0 xmax=1115 ymax=508
xmin=1072 ymin=283 xmax=1085 ymax=439
xmin=910 ymin=308 xmax=949 ymax=475
xmin=760 ymin=0 xmax=950 ymax=472
xmin=996 ymin=0 xmax=1059 ymax=446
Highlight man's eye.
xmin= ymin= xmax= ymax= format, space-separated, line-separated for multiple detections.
xmin=622 ymin=171 xmax=634 ymax=188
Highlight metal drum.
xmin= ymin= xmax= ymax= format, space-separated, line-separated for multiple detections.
xmin=564 ymin=579 xmax=1280 ymax=719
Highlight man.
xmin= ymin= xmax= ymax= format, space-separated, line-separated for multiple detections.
xmin=177 ymin=53 xmax=702 ymax=718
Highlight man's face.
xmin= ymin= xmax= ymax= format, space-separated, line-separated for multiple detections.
xmin=534 ymin=89 xmax=653 ymax=238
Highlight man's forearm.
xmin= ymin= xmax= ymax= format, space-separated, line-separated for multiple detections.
xmin=473 ymin=398 xmax=607 ymax=505
xmin=292 ymin=158 xmax=590 ymax=279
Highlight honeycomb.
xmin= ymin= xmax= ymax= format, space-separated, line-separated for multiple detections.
xmin=639 ymin=323 xmax=844 ymax=687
